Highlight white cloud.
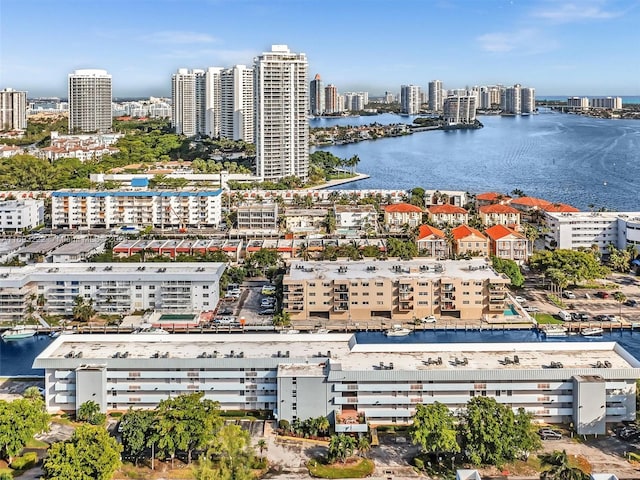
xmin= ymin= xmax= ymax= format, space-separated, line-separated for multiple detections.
xmin=477 ymin=28 xmax=558 ymax=54
xmin=533 ymin=1 xmax=622 ymax=23
xmin=141 ymin=31 xmax=218 ymax=45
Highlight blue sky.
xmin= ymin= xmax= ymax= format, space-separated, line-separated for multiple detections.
xmin=1 ymin=0 xmax=639 ymax=98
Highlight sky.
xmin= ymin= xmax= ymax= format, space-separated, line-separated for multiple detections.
xmin=1 ymin=0 xmax=640 ymax=98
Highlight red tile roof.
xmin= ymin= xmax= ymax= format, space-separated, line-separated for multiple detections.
xmin=479 ymin=204 xmax=520 ymax=214
xmin=452 ymin=225 xmax=486 ymax=240
xmin=475 ymin=192 xmax=510 ymax=202
xmin=384 ymin=202 xmax=423 ymax=213
xmin=428 ymin=204 xmax=468 ymax=214
xmin=485 ymin=224 xmax=525 ymax=240
xmin=509 ymin=196 xmax=552 ymax=207
xmin=417 ymin=224 xmax=445 ymax=240
xmin=540 ymin=203 xmax=580 ymax=213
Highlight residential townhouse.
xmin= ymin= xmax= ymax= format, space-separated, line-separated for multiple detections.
xmin=485 ymin=225 xmax=529 ymax=263
xmin=427 ymin=204 xmax=469 ymax=226
xmin=333 ymin=204 xmax=378 ymax=236
xmin=478 ymin=204 xmax=521 ymax=227
xmin=452 ymin=225 xmax=490 ymax=257
xmin=283 ymin=208 xmax=328 ymax=235
xmin=415 ymin=225 xmax=448 ymax=259
xmin=475 ymin=192 xmax=511 ymax=209
xmin=383 ymin=202 xmax=423 ymax=232
xmin=236 ymin=203 xmax=279 ymax=233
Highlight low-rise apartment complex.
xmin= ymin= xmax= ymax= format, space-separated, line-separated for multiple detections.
xmin=51 ymin=190 xmax=222 ymax=230
xmin=0 ymin=263 xmax=225 ymax=321
xmin=283 ymin=259 xmax=510 ymax=321
xmin=34 ymin=334 xmax=638 ymax=435
xmin=0 ymin=199 xmax=44 ymax=232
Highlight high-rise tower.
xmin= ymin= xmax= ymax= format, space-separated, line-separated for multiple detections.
xmin=428 ymin=80 xmax=443 ymax=112
xmin=68 ymin=69 xmax=112 ymax=133
xmin=310 ymin=74 xmax=325 ymax=116
xmin=0 ymin=88 xmax=27 ymax=131
xmin=400 ymin=85 xmax=421 ymax=114
xmin=220 ymin=65 xmax=254 ymax=142
xmin=254 ymin=45 xmax=309 ymax=181
xmin=171 ymin=69 xmax=199 ymax=136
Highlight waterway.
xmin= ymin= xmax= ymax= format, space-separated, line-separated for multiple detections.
xmin=312 ymin=110 xmax=640 ymax=211
xmin=5 ymin=329 xmax=640 ymax=376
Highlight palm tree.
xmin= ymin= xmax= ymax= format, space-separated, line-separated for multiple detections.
xmin=539 ymin=450 xmax=588 ymax=480
xmin=613 ymin=291 xmax=627 ymax=318
xmin=256 ymin=439 xmax=267 ymax=461
xmin=317 ymin=416 xmax=330 ymax=437
xmin=357 ymin=435 xmax=371 ymax=458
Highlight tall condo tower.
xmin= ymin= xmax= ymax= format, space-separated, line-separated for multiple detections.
xmin=501 ymin=84 xmax=522 ymax=115
xmin=324 ymin=84 xmax=339 ymax=114
xmin=521 ymin=87 xmax=536 ymax=114
xmin=205 ymin=67 xmax=223 ymax=138
xmin=309 ymin=74 xmax=325 ymax=116
xmin=220 ymin=65 xmax=254 ymax=142
xmin=254 ymin=45 xmax=309 ymax=181
xmin=68 ymin=69 xmax=112 ymax=133
xmin=400 ymin=85 xmax=421 ymax=114
xmin=0 ymin=88 xmax=27 ymax=131
xmin=428 ymin=80 xmax=443 ymax=112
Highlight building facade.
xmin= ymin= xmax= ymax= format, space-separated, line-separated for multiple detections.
xmin=220 ymin=65 xmax=254 ymax=142
xmin=590 ymin=97 xmax=623 ymax=109
xmin=452 ymin=225 xmax=489 ymax=257
xmin=310 ymin=74 xmax=325 ymax=116
xmin=443 ymin=94 xmax=477 ymax=124
xmin=0 ymin=200 xmax=44 ymax=232
xmin=324 ymin=84 xmax=339 ymax=114
xmin=383 ymin=203 xmax=423 ymax=232
xmin=485 ymin=224 xmax=528 ymax=263
xmin=283 ymin=259 xmax=510 ymax=321
xmin=400 ymin=85 xmax=421 ymax=115
xmin=334 ymin=204 xmax=378 ymax=235
xmin=51 ymin=190 xmax=222 ymax=230
xmin=428 ymin=80 xmax=443 ymax=112
xmin=254 ymin=45 xmax=309 ymax=181
xmin=478 ymin=204 xmax=521 ymax=227
xmin=68 ymin=69 xmax=112 ymax=133
xmin=416 ymin=225 xmax=447 ymax=259
xmin=427 ymin=204 xmax=469 ymax=226
xmin=171 ymin=69 xmax=200 ymax=136
xmin=236 ymin=203 xmax=279 ymax=233
xmin=0 ymin=88 xmax=27 ymax=131
xmin=521 ymin=87 xmax=536 ymax=114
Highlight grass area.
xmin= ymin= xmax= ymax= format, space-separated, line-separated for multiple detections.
xmin=533 ymin=313 xmax=562 ymax=324
xmin=25 ymin=437 xmax=49 ymax=448
xmin=116 ymin=462 xmax=195 ymax=479
xmin=327 ymin=172 xmax=357 ymax=180
xmin=547 ymin=294 xmax=566 ymax=309
xmin=307 ymin=457 xmax=374 ymax=479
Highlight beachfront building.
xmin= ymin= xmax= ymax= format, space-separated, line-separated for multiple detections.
xmin=51 ymin=190 xmax=222 ymax=230
xmin=282 ymin=258 xmax=510 ymax=322
xmin=452 ymin=225 xmax=490 ymax=257
xmin=475 ymin=192 xmax=511 ymax=208
xmin=0 ymin=199 xmax=44 ymax=232
xmin=590 ymin=97 xmax=623 ymax=110
xmin=478 ymin=204 xmax=521 ymax=227
xmin=485 ymin=225 xmax=529 ymax=263
xmin=334 ymin=204 xmax=378 ymax=236
xmin=543 ymin=211 xmax=640 ymax=253
xmin=427 ymin=204 xmax=469 ymax=227
xmin=383 ymin=202 xmax=423 ymax=232
xmin=33 ymin=334 xmax=639 ymax=436
xmin=415 ymin=225 xmax=448 ymax=259
xmin=443 ymin=94 xmax=477 ymax=124
xmin=400 ymin=85 xmax=421 ymax=115
xmin=428 ymin=80 xmax=444 ymax=112
xmin=0 ymin=262 xmax=225 ymax=321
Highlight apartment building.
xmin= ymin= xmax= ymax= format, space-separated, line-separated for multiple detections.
xmin=0 ymin=88 xmax=27 ymax=131
xmin=400 ymin=85 xmax=421 ymax=115
xmin=51 ymin=190 xmax=222 ymax=230
xmin=590 ymin=97 xmax=623 ymax=109
xmin=427 ymin=204 xmax=469 ymax=226
xmin=0 ymin=199 xmax=44 ymax=232
xmin=283 ymin=259 xmax=510 ymax=321
xmin=383 ymin=202 xmax=423 ymax=232
xmin=68 ymin=69 xmax=112 ymax=133
xmin=334 ymin=204 xmax=378 ymax=236
xmin=452 ymin=225 xmax=489 ymax=257
xmin=324 ymin=84 xmax=339 ymax=114
xmin=543 ymin=211 xmax=640 ymax=253
xmin=478 ymin=204 xmax=521 ymax=227
xmin=309 ymin=74 xmax=325 ymax=116
xmin=171 ymin=69 xmax=201 ymax=136
xmin=254 ymin=45 xmax=309 ymax=181
xmin=415 ymin=225 xmax=447 ymax=259
xmin=34 ymin=335 xmax=638 ymax=435
xmin=236 ymin=203 xmax=279 ymax=233
xmin=220 ymin=65 xmax=254 ymax=142
xmin=443 ymin=94 xmax=477 ymax=124
xmin=428 ymin=80 xmax=444 ymax=112
xmin=485 ymin=224 xmax=529 ymax=263
xmin=283 ymin=208 xmax=328 ymax=235
xmin=0 ymin=262 xmax=224 ymax=321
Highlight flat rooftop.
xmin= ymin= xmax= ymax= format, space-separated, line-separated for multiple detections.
xmin=33 ymin=334 xmax=640 ymax=372
xmin=286 ymin=259 xmax=509 ymax=282
xmin=50 ymin=239 xmax=106 ymax=255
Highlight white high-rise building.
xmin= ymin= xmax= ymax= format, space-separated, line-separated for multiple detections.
xmin=428 ymin=80 xmax=444 ymax=112
xmin=400 ymin=85 xmax=421 ymax=114
xmin=0 ymin=88 xmax=27 ymax=131
xmin=310 ymin=74 xmax=324 ymax=116
xmin=501 ymin=84 xmax=522 ymax=115
xmin=324 ymin=84 xmax=339 ymax=114
xmin=443 ymin=94 xmax=477 ymax=124
xmin=254 ymin=45 xmax=309 ymax=181
xmin=205 ymin=67 xmax=222 ymax=138
xmin=220 ymin=65 xmax=254 ymax=142
xmin=521 ymin=87 xmax=536 ymax=114
xmin=68 ymin=69 xmax=112 ymax=133
xmin=171 ymin=69 xmax=198 ymax=136
xmin=590 ymin=97 xmax=623 ymax=109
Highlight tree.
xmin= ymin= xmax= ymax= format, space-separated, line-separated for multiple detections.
xmin=316 ymin=416 xmax=330 ymax=437
xmin=121 ymin=409 xmax=155 ymax=466
xmin=529 ymin=250 xmax=610 ymax=286
xmin=539 ymin=450 xmax=589 ymax=480
xmin=43 ymin=424 xmax=122 ymax=480
xmin=409 ymin=402 xmax=460 ymax=456
xmin=256 ymin=439 xmax=267 ymax=461
xmin=201 ymin=424 xmax=254 ymax=480
xmin=0 ymin=397 xmax=49 ymax=463
xmin=491 ymin=257 xmax=525 ymax=288
xmin=387 ymin=237 xmax=418 ymax=259
xmin=607 ymin=244 xmax=632 ymax=273
xmin=327 ymin=434 xmax=356 ymax=464
xmin=459 ymin=396 xmax=525 ymax=466
xmin=77 ymin=400 xmax=106 ymax=425
xmin=245 ymin=249 xmax=282 ymax=277
xmin=513 ymin=408 xmax=541 ymax=459
xmin=154 ymin=392 xmax=222 ymax=465
xmin=410 ymin=187 xmax=426 ymax=208
xmin=72 ymin=296 xmax=95 ymax=322
xmin=614 ymin=291 xmax=627 ymax=317
xmin=357 ymin=435 xmax=371 ymax=458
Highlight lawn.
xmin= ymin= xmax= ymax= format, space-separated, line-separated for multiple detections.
xmin=532 ymin=313 xmax=562 ymax=324
xmin=307 ymin=457 xmax=374 ymax=479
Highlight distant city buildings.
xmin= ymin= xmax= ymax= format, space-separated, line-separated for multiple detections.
xmin=500 ymin=84 xmax=536 ymax=115
xmin=38 ymin=131 xmax=122 ymax=162
xmin=400 ymin=84 xmax=421 ymax=114
xmin=343 ymin=92 xmax=368 ymax=112
xmin=68 ymin=69 xmax=112 ymax=133
xmin=309 ymin=74 xmax=324 ymax=116
xmin=171 ymin=68 xmax=202 ymax=136
xmin=566 ymin=96 xmax=623 ymax=110
xmin=0 ymin=88 xmax=27 ymax=131
xmin=254 ymin=45 xmax=309 ymax=181
xmin=428 ymin=80 xmax=444 ymax=112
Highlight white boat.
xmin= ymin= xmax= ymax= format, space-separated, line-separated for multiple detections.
xmin=136 ymin=327 xmax=170 ymax=335
xmin=581 ymin=327 xmax=604 ymax=337
xmin=542 ymin=325 xmax=568 ymax=337
xmin=280 ymin=329 xmax=300 ymax=334
xmin=1 ymin=325 xmax=37 ymax=341
xmin=314 ymin=328 xmax=330 ymax=334
xmin=385 ymin=324 xmax=412 ymax=337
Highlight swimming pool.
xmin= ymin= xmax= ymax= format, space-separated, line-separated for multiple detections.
xmin=503 ymin=304 xmax=518 ymax=316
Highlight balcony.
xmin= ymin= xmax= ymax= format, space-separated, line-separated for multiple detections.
xmin=335 ymin=410 xmax=367 ymax=433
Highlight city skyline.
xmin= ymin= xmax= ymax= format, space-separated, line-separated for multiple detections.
xmin=1 ymin=0 xmax=639 ymax=98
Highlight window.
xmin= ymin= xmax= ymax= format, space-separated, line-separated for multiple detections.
xmin=203 ymin=293 xmax=209 ymax=298
xmin=135 ymin=285 xmax=142 ymax=290
xmin=84 ymin=285 xmax=91 ymax=290
xmin=375 ymin=282 xmax=383 ymax=287
xmin=149 ymin=285 xmax=155 ymax=290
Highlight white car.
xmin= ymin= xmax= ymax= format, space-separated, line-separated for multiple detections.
xmin=260 ymin=299 xmax=276 ymax=307
xmin=514 ymin=296 xmax=526 ymax=303
xmin=421 ymin=315 xmax=437 ymax=323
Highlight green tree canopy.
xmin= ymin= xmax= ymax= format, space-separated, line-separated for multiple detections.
xmin=409 ymin=402 xmax=460 ymax=455
xmin=539 ymin=450 xmax=589 ymax=480
xmin=491 ymin=256 xmax=524 ymax=288
xmin=121 ymin=408 xmax=155 ymax=466
xmin=77 ymin=400 xmax=106 ymax=425
xmin=43 ymin=424 xmax=122 ymax=480
xmin=0 ymin=396 xmax=50 ymax=462
xmin=529 ymin=249 xmax=610 ymax=285
xmin=327 ymin=434 xmax=357 ymax=464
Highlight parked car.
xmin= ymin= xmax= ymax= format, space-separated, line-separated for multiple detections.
xmin=563 ymin=291 xmax=576 ymax=299
xmin=596 ymin=291 xmax=610 ymax=299
xmin=421 ymin=315 xmax=437 ymax=323
xmin=260 ymin=298 xmax=276 ymax=308
xmin=625 ymin=299 xmax=639 ymax=307
xmin=514 ymin=296 xmax=526 ymax=303
xmin=576 ymin=313 xmax=590 ymax=321
xmin=261 ymin=285 xmax=277 ymax=295
xmin=538 ymin=428 xmax=562 ymax=440
xmin=524 ymin=305 xmax=539 ymax=312
xmin=259 ymin=308 xmax=275 ymax=315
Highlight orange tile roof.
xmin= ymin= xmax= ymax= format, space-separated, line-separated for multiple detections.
xmin=384 ymin=202 xmax=423 ymax=213
xmin=452 ymin=225 xmax=486 ymax=240
xmin=485 ymin=224 xmax=525 ymax=240
xmin=509 ymin=196 xmax=553 ymax=207
xmin=417 ymin=224 xmax=445 ymax=240
xmin=540 ymin=203 xmax=580 ymax=213
xmin=475 ymin=192 xmax=510 ymax=202
xmin=428 ymin=204 xmax=468 ymax=214
xmin=479 ymin=204 xmax=520 ymax=214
